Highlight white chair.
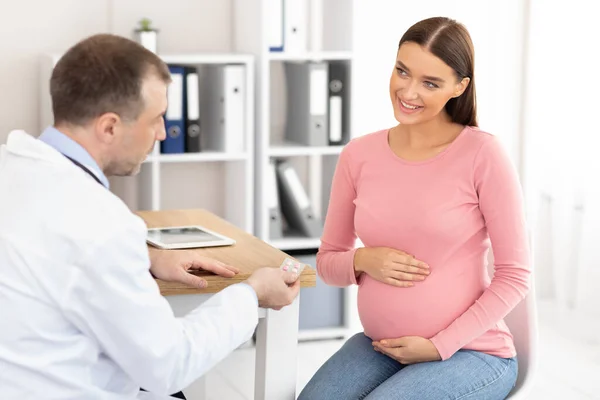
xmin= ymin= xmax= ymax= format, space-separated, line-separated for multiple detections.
xmin=487 ymin=235 xmax=539 ymax=399
xmin=504 ymin=276 xmax=538 ymax=399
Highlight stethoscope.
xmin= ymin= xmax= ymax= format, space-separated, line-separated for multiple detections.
xmin=61 ymin=154 xmax=104 ymax=187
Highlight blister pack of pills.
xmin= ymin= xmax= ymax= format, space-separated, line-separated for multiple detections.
xmin=279 ymin=257 xmax=306 ymax=275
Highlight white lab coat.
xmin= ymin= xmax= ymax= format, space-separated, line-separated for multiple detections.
xmin=0 ymin=131 xmax=259 ymax=399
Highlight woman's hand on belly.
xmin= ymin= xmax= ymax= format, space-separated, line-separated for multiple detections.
xmin=372 ymin=336 xmax=442 ymax=364
xmin=354 ymin=247 xmax=430 ymax=287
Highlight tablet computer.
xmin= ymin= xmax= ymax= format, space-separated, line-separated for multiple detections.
xmin=146 ymin=225 xmax=236 ymax=249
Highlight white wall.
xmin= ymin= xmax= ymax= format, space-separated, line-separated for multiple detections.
xmin=523 ymin=0 xmax=600 ymax=322
xmin=0 ymin=0 xmax=233 ymax=145
xmin=0 ymin=0 xmax=234 ymax=213
xmin=0 ymin=0 xmax=106 ymax=144
xmin=351 ymin=0 xmax=527 ymax=165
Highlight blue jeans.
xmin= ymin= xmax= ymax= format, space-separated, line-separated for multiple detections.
xmin=298 ymin=333 xmax=518 ymax=400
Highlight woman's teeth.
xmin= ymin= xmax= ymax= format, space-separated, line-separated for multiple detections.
xmin=401 ymin=100 xmax=420 ymax=109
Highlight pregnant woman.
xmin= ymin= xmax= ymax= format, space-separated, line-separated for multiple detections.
xmin=298 ymin=16 xmax=531 ymax=400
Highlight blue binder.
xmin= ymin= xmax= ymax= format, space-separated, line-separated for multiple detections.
xmin=161 ymin=65 xmax=185 ymax=154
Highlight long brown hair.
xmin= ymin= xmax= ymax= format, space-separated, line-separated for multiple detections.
xmin=399 ymin=17 xmax=478 ymax=127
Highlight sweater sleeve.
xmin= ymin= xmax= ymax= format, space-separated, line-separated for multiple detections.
xmin=316 ymin=145 xmax=360 ymax=287
xmin=430 ymin=136 xmax=531 ymax=360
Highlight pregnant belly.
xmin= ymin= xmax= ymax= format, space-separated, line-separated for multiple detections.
xmin=357 ymin=271 xmax=486 ymax=341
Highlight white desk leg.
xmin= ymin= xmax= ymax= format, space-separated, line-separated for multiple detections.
xmin=254 ymin=295 xmax=300 ymax=400
xmin=167 ymin=295 xmax=209 ymax=400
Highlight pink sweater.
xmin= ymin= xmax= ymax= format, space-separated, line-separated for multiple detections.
xmin=317 ymin=127 xmax=531 ymax=361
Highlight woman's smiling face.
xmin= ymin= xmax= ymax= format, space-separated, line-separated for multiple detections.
xmin=389 ymin=41 xmax=469 ymax=125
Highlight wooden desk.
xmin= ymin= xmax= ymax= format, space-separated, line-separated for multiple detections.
xmin=136 ymin=209 xmax=316 ymax=400
xmin=138 ymin=209 xmax=315 ymax=295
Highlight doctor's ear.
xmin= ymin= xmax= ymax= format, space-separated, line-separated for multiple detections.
xmin=94 ymin=112 xmax=120 ymax=144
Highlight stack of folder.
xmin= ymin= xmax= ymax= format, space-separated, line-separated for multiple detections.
xmin=284 ymin=60 xmax=351 ymax=147
xmin=161 ymin=64 xmax=246 ymax=155
xmin=267 ymin=159 xmax=323 ymax=240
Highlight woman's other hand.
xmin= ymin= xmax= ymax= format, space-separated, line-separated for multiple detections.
xmin=373 ymin=336 xmax=442 ymax=364
xmin=353 ymin=247 xmax=429 ymax=287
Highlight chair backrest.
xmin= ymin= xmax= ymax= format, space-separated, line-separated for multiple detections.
xmin=486 ymin=234 xmax=538 ymax=399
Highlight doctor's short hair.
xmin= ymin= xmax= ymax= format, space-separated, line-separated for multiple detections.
xmin=50 ymin=34 xmax=171 ymax=126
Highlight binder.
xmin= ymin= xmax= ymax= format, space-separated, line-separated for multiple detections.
xmin=267 ymin=161 xmax=283 ymax=239
xmin=284 ymin=61 xmax=328 ymax=146
xmin=284 ymin=0 xmax=308 ymax=53
xmin=267 ymin=0 xmax=284 ymax=52
xmin=276 ymin=160 xmax=322 ymax=238
xmin=201 ymin=64 xmax=246 ymax=153
xmin=308 ymin=0 xmax=323 ymax=52
xmin=161 ymin=65 xmax=185 ymax=154
xmin=328 ymin=61 xmax=350 ymax=145
xmin=184 ymin=67 xmax=201 ymax=152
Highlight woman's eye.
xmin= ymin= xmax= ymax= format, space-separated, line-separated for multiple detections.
xmin=396 ymin=67 xmax=407 ymax=76
xmin=424 ymin=81 xmax=439 ymax=89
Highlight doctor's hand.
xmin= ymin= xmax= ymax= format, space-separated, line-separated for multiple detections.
xmin=245 ymin=267 xmax=300 ymax=310
xmin=372 ymin=336 xmax=442 ymax=365
xmin=149 ymin=248 xmax=239 ymax=289
xmin=354 ymin=247 xmax=430 ymax=287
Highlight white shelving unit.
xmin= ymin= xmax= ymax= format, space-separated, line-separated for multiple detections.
xmin=233 ymin=0 xmax=361 ymax=340
xmin=39 ymin=53 xmax=255 ymax=233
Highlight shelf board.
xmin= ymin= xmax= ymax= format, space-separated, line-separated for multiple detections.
xmin=269 ymin=144 xmax=344 ymax=157
xmin=145 ymin=152 xmax=249 ymax=163
xmin=159 ymin=53 xmax=254 ymax=65
xmin=268 ymin=51 xmax=353 ymax=62
xmin=298 ymin=327 xmax=349 ymax=341
xmin=269 ymin=236 xmax=322 ymax=251
xmin=48 ymin=53 xmax=254 ymax=67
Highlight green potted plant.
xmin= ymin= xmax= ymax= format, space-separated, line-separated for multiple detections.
xmin=134 ymin=17 xmax=158 ymax=53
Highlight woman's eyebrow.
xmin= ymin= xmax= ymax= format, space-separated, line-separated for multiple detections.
xmin=396 ymin=60 xmax=446 ymax=83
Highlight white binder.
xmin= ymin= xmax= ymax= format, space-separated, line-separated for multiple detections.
xmin=284 ymin=0 xmax=308 ymax=53
xmin=309 ymin=0 xmax=323 ymax=52
xmin=267 ymin=0 xmax=284 ymax=51
xmin=201 ymin=65 xmax=246 ymax=153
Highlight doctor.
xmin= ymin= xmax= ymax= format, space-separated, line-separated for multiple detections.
xmin=0 ymin=34 xmax=300 ymax=399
